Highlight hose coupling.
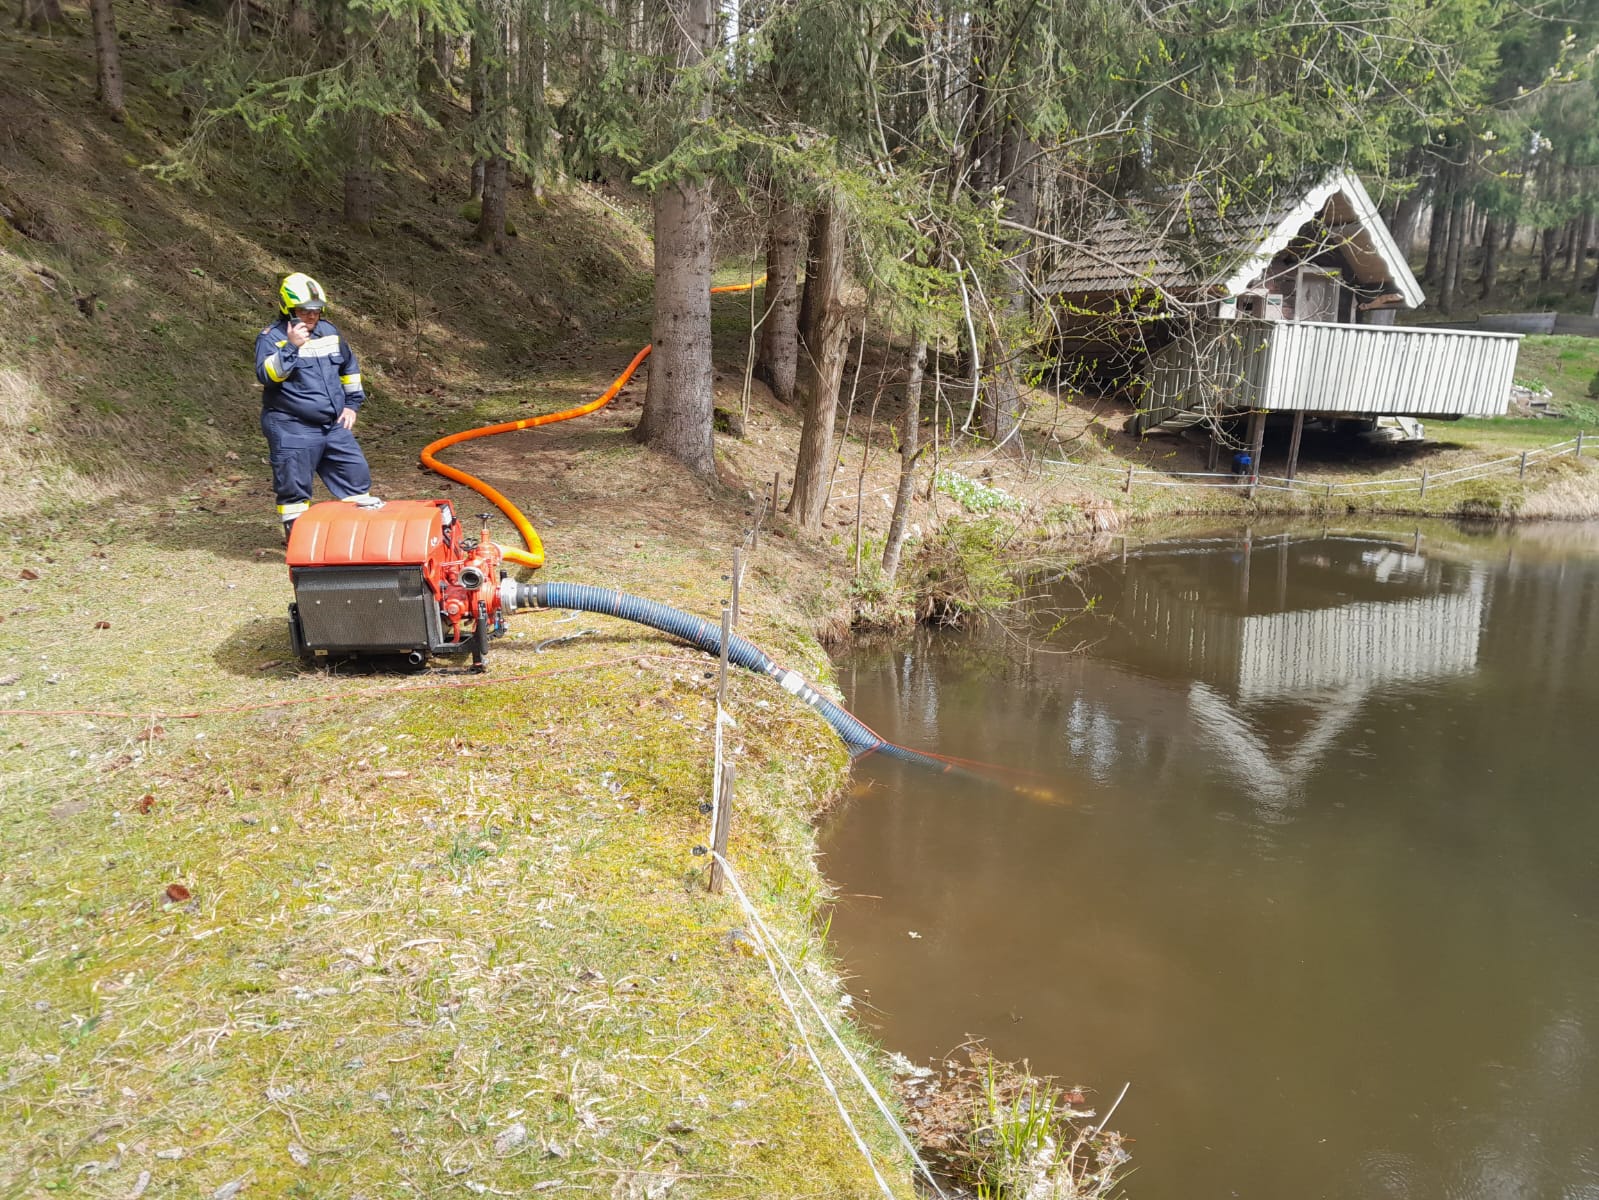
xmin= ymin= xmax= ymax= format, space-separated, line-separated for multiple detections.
xmin=498 ymin=577 xmax=542 ymax=613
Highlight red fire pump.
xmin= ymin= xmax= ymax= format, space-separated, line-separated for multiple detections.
xmin=286 ymin=499 xmax=526 ymax=668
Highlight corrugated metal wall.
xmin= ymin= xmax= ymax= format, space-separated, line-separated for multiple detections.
xmin=1142 ymin=318 xmax=1520 ymax=420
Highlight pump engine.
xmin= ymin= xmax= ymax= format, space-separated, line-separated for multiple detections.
xmin=286 ymin=499 xmax=533 ymax=668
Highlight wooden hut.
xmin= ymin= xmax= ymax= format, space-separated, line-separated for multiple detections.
xmin=1043 ymin=172 xmax=1520 ymax=477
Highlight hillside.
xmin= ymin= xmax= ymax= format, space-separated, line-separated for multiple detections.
xmin=1 ymin=6 xmax=661 ymax=521
xmin=1 ymin=10 xmax=927 ymax=1200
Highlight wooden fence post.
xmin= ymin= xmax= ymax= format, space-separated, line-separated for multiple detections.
xmin=731 ymin=548 xmax=742 ymax=628
xmin=1419 ymin=469 xmax=1429 ymax=498
xmin=1123 ymin=465 xmax=1134 ymax=493
xmin=708 ymin=759 xmax=734 ymax=894
xmin=1578 ymin=431 xmax=1586 ymax=459
xmin=1519 ymin=450 xmax=1529 ymax=479
xmin=772 ymin=471 xmax=781 ymax=515
xmin=717 ymin=604 xmax=731 ymax=708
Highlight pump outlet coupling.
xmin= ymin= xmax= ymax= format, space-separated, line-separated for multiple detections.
xmin=499 ymin=576 xmax=540 ymax=613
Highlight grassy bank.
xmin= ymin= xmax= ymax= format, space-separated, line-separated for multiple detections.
xmin=0 ymin=407 xmax=921 ymax=1197
xmin=0 ymin=11 xmax=925 ymax=1195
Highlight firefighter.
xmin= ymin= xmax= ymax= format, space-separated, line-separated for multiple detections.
xmin=255 ymin=272 xmax=381 ymax=538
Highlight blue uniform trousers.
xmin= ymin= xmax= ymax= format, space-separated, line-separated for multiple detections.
xmin=262 ymin=410 xmax=373 ymax=509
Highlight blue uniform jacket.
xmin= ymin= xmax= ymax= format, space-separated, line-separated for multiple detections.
xmin=254 ymin=316 xmax=365 ymax=425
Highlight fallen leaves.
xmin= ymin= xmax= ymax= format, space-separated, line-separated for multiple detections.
xmin=19 ymin=569 xmax=39 ymax=581
xmin=137 ymin=794 xmax=156 ymax=814
xmin=164 ymin=883 xmax=191 ymax=903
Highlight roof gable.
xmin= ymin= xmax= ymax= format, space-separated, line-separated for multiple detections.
xmin=1044 ymin=171 xmax=1424 ymax=308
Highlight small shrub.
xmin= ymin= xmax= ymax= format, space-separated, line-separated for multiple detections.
xmin=913 ymin=516 xmax=1018 ymax=625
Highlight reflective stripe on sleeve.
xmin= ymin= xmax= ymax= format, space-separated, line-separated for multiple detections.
xmin=340 ymin=372 xmax=362 ymax=394
xmin=263 ymin=353 xmax=287 ymax=383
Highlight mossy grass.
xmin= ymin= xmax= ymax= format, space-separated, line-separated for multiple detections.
xmin=0 ymin=490 xmax=913 ymax=1197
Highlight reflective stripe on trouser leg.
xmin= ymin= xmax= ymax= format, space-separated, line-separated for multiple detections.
xmin=261 ymin=411 xmax=321 ymax=512
xmin=277 ymin=501 xmax=311 ymax=519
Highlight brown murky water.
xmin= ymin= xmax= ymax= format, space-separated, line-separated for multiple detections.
xmin=821 ymin=522 xmax=1599 ymax=1200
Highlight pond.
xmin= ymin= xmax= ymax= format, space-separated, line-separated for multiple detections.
xmin=821 ymin=521 xmax=1599 ymax=1200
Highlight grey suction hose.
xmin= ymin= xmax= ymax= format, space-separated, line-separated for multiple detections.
xmin=510 ymin=581 xmax=949 ymax=770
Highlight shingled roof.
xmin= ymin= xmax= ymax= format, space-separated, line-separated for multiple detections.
xmin=1043 ymin=171 xmax=1423 ymax=308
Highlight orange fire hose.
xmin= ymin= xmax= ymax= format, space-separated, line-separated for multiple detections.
xmin=420 ymin=279 xmax=761 ymax=570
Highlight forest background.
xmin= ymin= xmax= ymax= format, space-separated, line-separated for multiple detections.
xmin=16 ymin=0 xmax=1599 ymax=560
xmin=7 ymin=2 xmax=1599 ymax=1198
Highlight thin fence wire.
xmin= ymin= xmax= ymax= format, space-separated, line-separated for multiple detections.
xmin=1046 ymin=431 xmax=1589 ymax=499
xmin=714 ymin=851 xmax=946 ymax=1200
xmin=694 ymin=513 xmax=938 ymax=1200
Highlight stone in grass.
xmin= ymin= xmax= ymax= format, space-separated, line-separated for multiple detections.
xmin=494 ymin=1122 xmax=528 ymax=1155
xmin=212 ymin=1181 xmax=245 ymax=1200
xmin=288 ymin=1142 xmax=311 ymax=1167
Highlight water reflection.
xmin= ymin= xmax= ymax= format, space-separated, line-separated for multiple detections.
xmin=823 ymin=523 xmax=1599 ymax=1200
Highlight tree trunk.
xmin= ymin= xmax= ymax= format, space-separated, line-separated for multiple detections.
xmin=1422 ymin=192 xmax=1448 ymax=286
xmin=1480 ymin=217 xmax=1500 ymax=299
xmin=634 ymin=0 xmax=716 ymax=475
xmin=755 ymin=189 xmax=802 ymax=405
xmin=434 ymin=30 xmax=451 ymax=87
xmin=796 ymin=206 xmax=825 ymax=350
xmin=288 ymin=0 xmax=311 ymax=38
xmin=882 ymin=334 xmax=927 ymax=581
xmin=89 ymin=0 xmax=124 ymax=118
xmin=1571 ymin=210 xmax=1593 ymax=293
xmin=478 ymin=156 xmax=508 ymax=251
xmin=981 ymin=125 xmax=1035 ymax=449
xmin=468 ymin=30 xmax=485 ymax=199
xmin=635 ymin=177 xmax=715 ymax=474
xmin=472 ymin=3 xmax=510 ymax=247
xmin=790 ymin=199 xmax=850 ymax=530
xmin=417 ymin=16 xmax=445 ymax=91
xmin=1540 ymin=226 xmax=1559 ymax=283
xmin=341 ymin=112 xmax=375 ymax=234
xmin=1440 ymin=188 xmax=1465 ymax=313
xmin=520 ymin=4 xmax=551 ymax=195
xmin=17 ymin=0 xmax=64 ymax=31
